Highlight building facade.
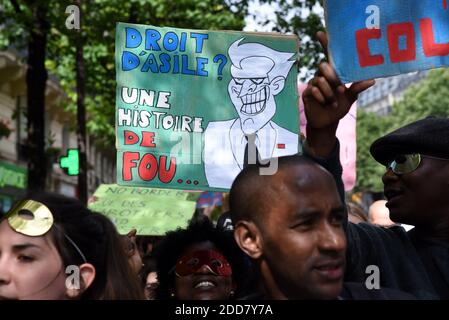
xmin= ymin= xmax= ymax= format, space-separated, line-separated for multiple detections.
xmin=0 ymin=50 xmax=115 ymax=213
xmin=358 ymin=70 xmax=429 ymax=116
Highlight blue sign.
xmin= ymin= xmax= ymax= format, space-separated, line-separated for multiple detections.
xmin=325 ymin=0 xmax=449 ymax=82
xmin=196 ymin=192 xmax=223 ymax=208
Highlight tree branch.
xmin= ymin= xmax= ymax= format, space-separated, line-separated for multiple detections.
xmin=10 ymin=0 xmax=22 ymax=14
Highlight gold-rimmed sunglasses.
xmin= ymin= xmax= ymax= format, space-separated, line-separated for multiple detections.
xmin=387 ymin=153 xmax=449 ymax=174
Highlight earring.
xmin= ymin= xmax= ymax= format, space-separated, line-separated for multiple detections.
xmin=229 ymin=291 xmax=235 ymax=299
xmin=170 ymin=292 xmax=175 ymax=299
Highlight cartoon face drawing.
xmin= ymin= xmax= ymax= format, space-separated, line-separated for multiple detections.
xmin=227 ymin=39 xmax=295 ymax=135
xmin=203 ymin=38 xmax=298 ymax=189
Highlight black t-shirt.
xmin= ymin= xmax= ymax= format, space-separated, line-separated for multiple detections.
xmin=340 ymin=282 xmax=416 ymax=300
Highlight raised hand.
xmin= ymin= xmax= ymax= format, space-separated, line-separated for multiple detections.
xmin=302 ymin=31 xmax=375 ymax=156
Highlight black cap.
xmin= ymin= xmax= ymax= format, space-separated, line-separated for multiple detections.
xmin=370 ymin=116 xmax=449 ymax=165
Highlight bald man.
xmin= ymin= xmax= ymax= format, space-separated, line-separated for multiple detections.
xmin=230 ymin=155 xmax=413 ymax=300
xmin=368 ymin=200 xmax=395 ymax=227
xmin=231 ymin=156 xmax=345 ymax=299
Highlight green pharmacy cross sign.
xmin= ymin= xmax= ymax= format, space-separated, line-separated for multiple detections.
xmin=59 ymin=149 xmax=79 ymax=176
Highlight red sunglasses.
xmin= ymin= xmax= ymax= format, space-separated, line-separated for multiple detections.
xmin=174 ymin=249 xmax=232 ymax=277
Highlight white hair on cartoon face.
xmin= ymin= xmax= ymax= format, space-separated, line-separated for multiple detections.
xmin=228 ymin=38 xmax=296 ymax=81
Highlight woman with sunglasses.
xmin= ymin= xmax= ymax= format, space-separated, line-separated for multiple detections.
xmin=153 ymin=219 xmax=251 ymax=300
xmin=0 ymin=193 xmax=144 ymax=300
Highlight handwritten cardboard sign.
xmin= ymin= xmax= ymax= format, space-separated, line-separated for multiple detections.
xmin=325 ymin=0 xmax=449 ymax=82
xmin=116 ymin=23 xmax=299 ymax=191
xmin=88 ymin=184 xmax=198 ymax=235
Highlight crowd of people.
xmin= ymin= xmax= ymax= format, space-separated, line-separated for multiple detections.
xmin=0 ymin=31 xmax=448 ymax=300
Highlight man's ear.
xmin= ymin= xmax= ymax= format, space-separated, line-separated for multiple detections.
xmin=269 ymin=76 xmax=286 ymax=95
xmin=234 ymin=220 xmax=263 ymax=259
xmin=66 ymin=263 xmax=96 ymax=299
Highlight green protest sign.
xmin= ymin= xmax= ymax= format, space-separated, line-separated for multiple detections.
xmin=88 ymin=184 xmax=197 ymax=235
xmin=116 ymin=23 xmax=300 ymax=191
xmin=0 ymin=161 xmax=27 ymax=189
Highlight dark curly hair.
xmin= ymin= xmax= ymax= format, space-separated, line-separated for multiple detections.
xmin=153 ymin=219 xmax=252 ymax=300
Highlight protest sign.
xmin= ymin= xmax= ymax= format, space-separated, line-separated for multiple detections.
xmin=88 ymin=184 xmax=198 ymax=235
xmin=325 ymin=0 xmax=449 ymax=82
xmin=196 ymin=192 xmax=223 ymax=209
xmin=116 ymin=23 xmax=299 ymax=191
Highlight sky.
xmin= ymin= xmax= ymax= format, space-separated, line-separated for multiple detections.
xmin=244 ymin=0 xmax=325 ymax=32
xmin=243 ymin=1 xmax=325 ymax=79
xmin=244 ymin=0 xmax=279 ymax=32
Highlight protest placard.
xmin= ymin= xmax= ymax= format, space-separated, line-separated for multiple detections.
xmin=325 ymin=0 xmax=449 ymax=82
xmin=88 ymin=184 xmax=198 ymax=235
xmin=116 ymin=23 xmax=299 ymax=191
xmin=196 ymin=192 xmax=223 ymax=209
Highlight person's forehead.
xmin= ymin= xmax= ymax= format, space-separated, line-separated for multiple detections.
xmin=279 ymin=165 xmax=340 ymax=206
xmin=280 ymin=163 xmax=337 ymax=191
xmin=0 ymin=219 xmax=51 ymax=250
xmin=183 ymin=241 xmax=217 ymax=254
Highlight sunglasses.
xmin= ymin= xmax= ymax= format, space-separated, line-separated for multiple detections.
xmin=174 ymin=249 xmax=232 ymax=277
xmin=386 ymin=153 xmax=449 ymax=174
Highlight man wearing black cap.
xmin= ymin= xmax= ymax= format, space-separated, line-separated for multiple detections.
xmin=302 ymin=32 xmax=449 ymax=299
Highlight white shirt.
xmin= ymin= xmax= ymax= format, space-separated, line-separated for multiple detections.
xmin=203 ymin=118 xmax=298 ymax=189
